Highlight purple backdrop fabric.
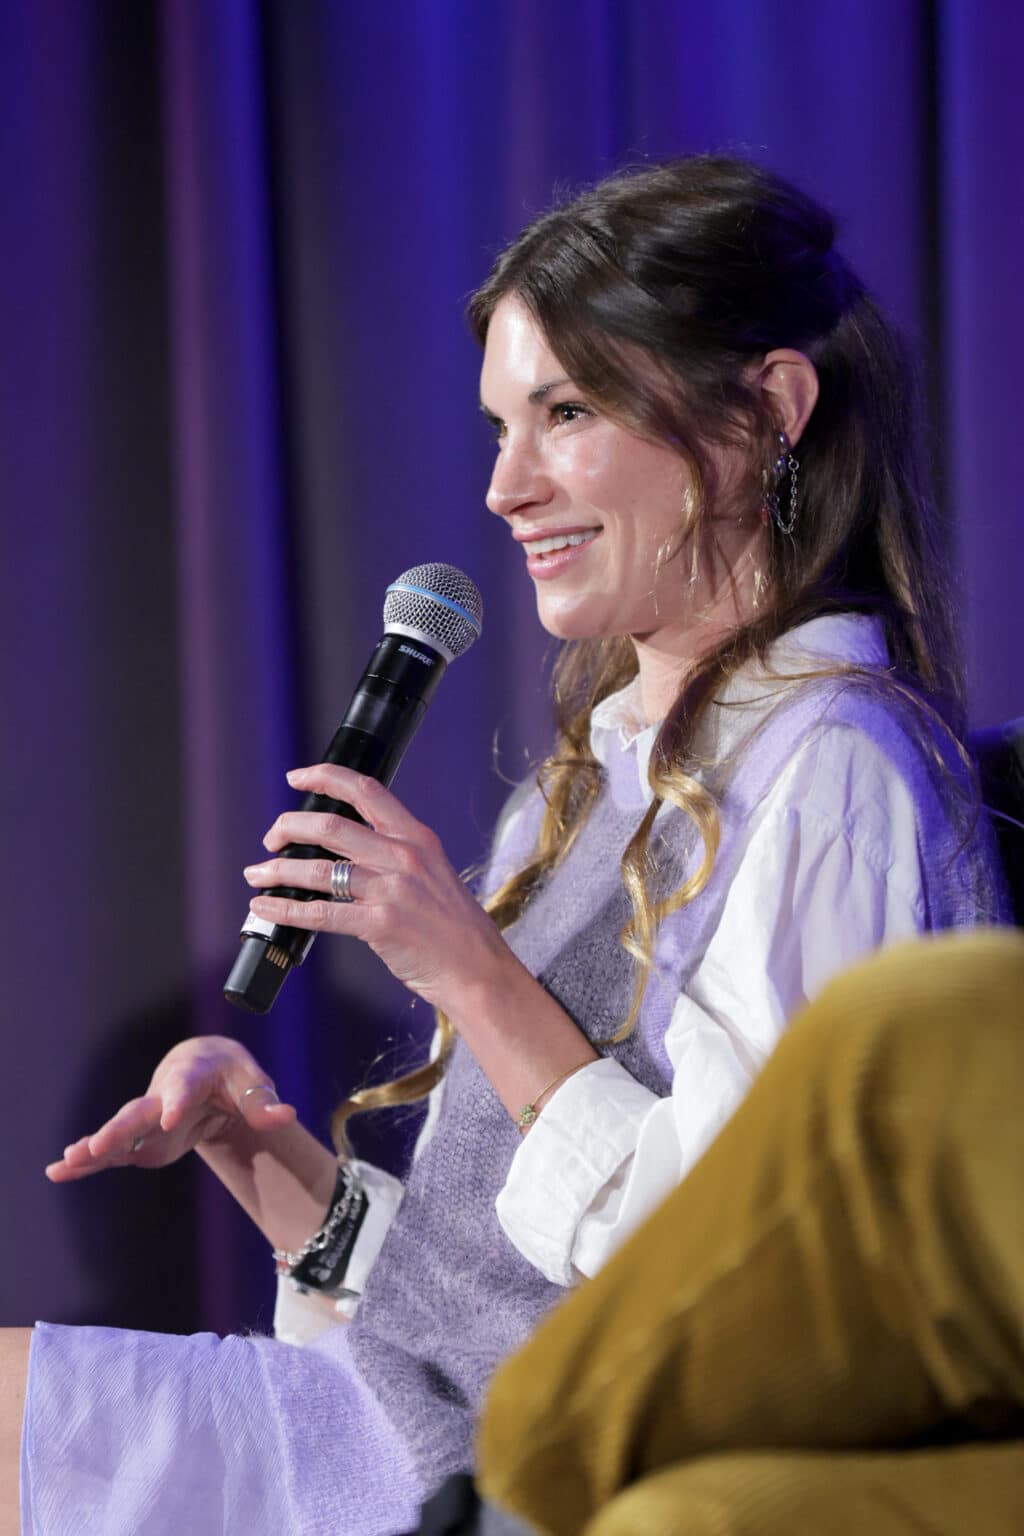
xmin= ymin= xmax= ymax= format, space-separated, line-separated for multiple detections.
xmin=1 ymin=0 xmax=1021 ymax=1336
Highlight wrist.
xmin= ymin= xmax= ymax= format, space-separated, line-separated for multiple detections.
xmin=443 ymin=943 xmax=598 ymax=1126
xmin=441 ymin=934 xmax=536 ymax=1042
xmin=516 ymin=1057 xmax=595 ymax=1134
xmin=274 ymin=1162 xmax=368 ymax=1298
xmin=196 ymin=1116 xmax=341 ymax=1255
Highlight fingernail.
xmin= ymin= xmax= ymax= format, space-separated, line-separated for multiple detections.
xmin=244 ymin=864 xmax=268 ymax=883
xmin=285 ymin=768 xmax=305 ymax=785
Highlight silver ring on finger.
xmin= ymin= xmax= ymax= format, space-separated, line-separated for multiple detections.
xmin=330 ymin=858 xmax=356 ymax=903
xmin=238 ymin=1083 xmax=279 ymax=1108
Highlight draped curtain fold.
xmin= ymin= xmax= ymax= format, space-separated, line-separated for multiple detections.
xmin=2 ymin=0 xmax=1020 ymax=1334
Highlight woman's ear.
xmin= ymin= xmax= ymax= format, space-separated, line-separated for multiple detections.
xmin=757 ymin=349 xmax=819 ymax=447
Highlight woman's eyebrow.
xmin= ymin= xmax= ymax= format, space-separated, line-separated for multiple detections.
xmin=527 ymin=376 xmax=571 ymax=403
xmin=479 ymin=377 xmax=573 ymax=415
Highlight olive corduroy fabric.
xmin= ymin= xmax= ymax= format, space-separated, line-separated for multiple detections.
xmin=477 ymin=929 xmax=1024 ymax=1535
xmin=585 ymin=1443 xmax=1024 ymax=1535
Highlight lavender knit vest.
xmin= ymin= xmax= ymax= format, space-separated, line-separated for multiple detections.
xmin=347 ymin=681 xmax=1007 ymax=1489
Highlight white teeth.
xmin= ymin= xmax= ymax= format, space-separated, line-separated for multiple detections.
xmin=524 ymin=531 xmax=598 ymax=556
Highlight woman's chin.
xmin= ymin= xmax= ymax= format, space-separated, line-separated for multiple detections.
xmin=536 ymin=613 xmax=612 ymax=643
xmin=534 ymin=595 xmax=621 ymax=643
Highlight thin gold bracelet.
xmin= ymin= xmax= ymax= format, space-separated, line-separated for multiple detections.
xmin=516 ymin=1059 xmax=595 ymax=1134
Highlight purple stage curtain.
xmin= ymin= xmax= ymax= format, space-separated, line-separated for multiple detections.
xmin=2 ymin=0 xmax=1021 ymax=1336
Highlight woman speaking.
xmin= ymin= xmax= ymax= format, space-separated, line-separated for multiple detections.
xmin=7 ymin=155 xmax=1008 ymax=1534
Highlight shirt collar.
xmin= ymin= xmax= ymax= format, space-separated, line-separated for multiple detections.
xmin=589 ymin=613 xmax=891 ymax=806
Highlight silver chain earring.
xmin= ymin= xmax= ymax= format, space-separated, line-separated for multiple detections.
xmin=761 ymin=430 xmax=799 ymax=535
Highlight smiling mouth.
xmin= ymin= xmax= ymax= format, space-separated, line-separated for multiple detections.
xmin=522 ymin=530 xmax=599 ymax=559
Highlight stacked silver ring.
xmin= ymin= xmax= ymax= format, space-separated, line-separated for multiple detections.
xmin=330 ymin=858 xmax=355 ymax=902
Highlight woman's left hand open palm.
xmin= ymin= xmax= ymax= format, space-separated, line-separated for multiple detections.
xmin=245 ymin=764 xmax=509 ymax=1012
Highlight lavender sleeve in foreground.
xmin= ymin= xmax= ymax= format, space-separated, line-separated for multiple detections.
xmin=21 ymin=1319 xmax=423 ymax=1535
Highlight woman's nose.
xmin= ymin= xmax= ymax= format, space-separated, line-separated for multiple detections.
xmin=485 ymin=438 xmax=553 ymax=520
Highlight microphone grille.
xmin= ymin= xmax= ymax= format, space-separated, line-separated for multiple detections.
xmin=383 ymin=563 xmax=484 ymax=661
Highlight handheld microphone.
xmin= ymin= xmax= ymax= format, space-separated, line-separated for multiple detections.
xmin=224 ymin=562 xmax=483 ymax=1014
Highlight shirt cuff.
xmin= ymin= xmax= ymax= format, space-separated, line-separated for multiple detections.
xmin=495 ymin=1058 xmax=658 ymax=1287
xmin=272 ymin=1158 xmax=405 ymax=1342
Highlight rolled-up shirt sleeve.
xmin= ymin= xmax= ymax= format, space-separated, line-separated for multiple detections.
xmin=496 ymin=729 xmax=926 ymax=1287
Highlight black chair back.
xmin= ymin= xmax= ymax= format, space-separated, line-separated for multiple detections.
xmin=971 ymin=719 xmax=1024 ymax=927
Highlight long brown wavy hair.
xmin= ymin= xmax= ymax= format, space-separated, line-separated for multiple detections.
xmin=332 ymin=154 xmax=963 ymax=1154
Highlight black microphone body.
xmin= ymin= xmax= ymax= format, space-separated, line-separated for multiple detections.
xmin=224 ymin=564 xmax=482 ymax=1014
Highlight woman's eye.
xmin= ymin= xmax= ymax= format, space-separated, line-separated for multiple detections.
xmin=550 ymin=402 xmax=590 ymax=426
xmin=483 ymin=415 xmax=506 ymax=442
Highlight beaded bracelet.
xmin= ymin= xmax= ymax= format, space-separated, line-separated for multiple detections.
xmin=272 ymin=1163 xmax=368 ymax=1296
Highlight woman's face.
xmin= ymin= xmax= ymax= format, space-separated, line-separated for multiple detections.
xmin=479 ymin=296 xmax=757 ymax=657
